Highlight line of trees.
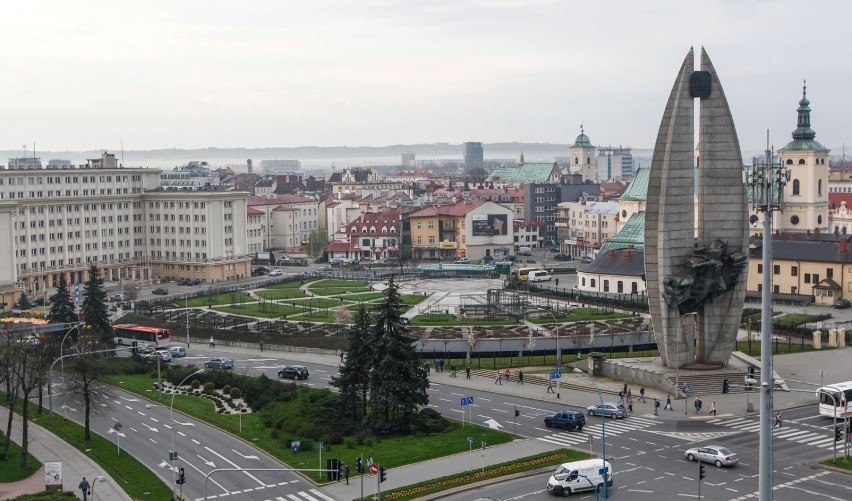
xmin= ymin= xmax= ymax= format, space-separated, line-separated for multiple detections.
xmin=1 ymin=263 xmax=114 ymax=470
xmin=331 ymin=276 xmax=429 ymax=434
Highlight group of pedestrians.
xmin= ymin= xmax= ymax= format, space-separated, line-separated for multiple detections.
xmin=493 ymin=368 xmax=524 ymax=385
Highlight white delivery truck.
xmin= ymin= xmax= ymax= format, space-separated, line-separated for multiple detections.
xmin=517 ymin=246 xmax=532 ymax=256
xmin=546 ymin=459 xmax=613 ymax=496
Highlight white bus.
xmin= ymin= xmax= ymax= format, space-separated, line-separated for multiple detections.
xmin=816 ymin=381 xmax=852 ymax=418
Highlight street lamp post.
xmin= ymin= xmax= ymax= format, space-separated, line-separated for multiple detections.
xmin=574 ymin=368 xmax=608 ymax=499
xmin=90 ymin=476 xmax=106 ymax=501
xmin=676 ymin=312 xmax=698 ymax=414
xmin=169 ymin=369 xmax=205 ymax=501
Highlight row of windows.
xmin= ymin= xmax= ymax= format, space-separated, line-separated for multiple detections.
xmin=0 ymin=188 xmax=130 ymax=199
xmin=580 ymin=277 xmax=640 ymax=294
xmin=756 ymin=263 xmax=830 ymax=282
xmin=0 ymin=175 xmax=133 ymax=186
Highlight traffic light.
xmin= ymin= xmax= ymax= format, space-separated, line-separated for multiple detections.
xmin=356 ymin=457 xmax=363 ymax=474
xmin=723 ymin=379 xmax=730 ymax=394
xmin=514 ymin=406 xmax=520 ymax=417
xmin=836 ymin=425 xmax=843 ymax=442
xmin=699 ymin=464 xmax=706 ymax=480
xmin=379 ymin=466 xmax=387 ymax=483
xmin=169 ymin=451 xmax=178 ymax=461
xmin=131 ymin=340 xmax=138 ymax=354
xmin=178 ymin=467 xmax=186 ymax=485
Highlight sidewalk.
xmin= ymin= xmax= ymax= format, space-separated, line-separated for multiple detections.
xmin=0 ymin=406 xmax=132 ymax=501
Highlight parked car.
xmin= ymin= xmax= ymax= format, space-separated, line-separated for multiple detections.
xmin=111 ymin=293 xmax=126 ymax=302
xmin=586 ymin=402 xmax=626 ymax=419
xmin=144 ymin=350 xmax=172 ymax=363
xmin=277 ymin=365 xmax=310 ymax=380
xmin=549 ymin=246 xmax=561 ymax=253
xmin=835 ymin=299 xmax=851 ymax=309
xmin=204 ymin=357 xmax=234 ymax=369
xmin=268 ymin=269 xmax=283 ymax=277
xmin=176 ymin=278 xmax=191 ymax=286
xmin=580 ymin=256 xmax=593 ymax=264
xmin=152 ymin=287 xmax=169 ymax=295
xmin=189 ymin=278 xmax=202 ymax=286
xmin=684 ymin=445 xmax=738 ymax=467
xmin=168 ymin=346 xmax=187 ymax=357
xmin=319 ymin=265 xmax=333 ymax=272
xmin=552 ymin=253 xmax=571 ymax=261
xmin=455 ymin=257 xmax=470 ymax=264
xmin=138 ymin=344 xmax=156 ymax=354
xmin=252 ymin=267 xmax=270 ymax=276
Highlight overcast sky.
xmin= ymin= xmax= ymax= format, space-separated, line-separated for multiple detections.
xmin=3 ymin=1 xmax=851 ymax=155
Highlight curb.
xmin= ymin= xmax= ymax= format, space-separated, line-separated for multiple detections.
xmin=804 ymin=457 xmax=852 ymax=476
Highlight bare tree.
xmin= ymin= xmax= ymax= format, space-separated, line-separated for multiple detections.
xmin=67 ymin=354 xmax=112 ymax=443
xmin=0 ymin=336 xmax=17 ymax=459
xmin=13 ymin=342 xmax=50 ymax=469
xmin=122 ymin=281 xmax=142 ymax=301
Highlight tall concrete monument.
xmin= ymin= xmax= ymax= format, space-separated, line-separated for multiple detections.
xmin=645 ymin=47 xmax=749 ymax=369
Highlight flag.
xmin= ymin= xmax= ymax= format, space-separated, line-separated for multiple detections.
xmin=74 ymin=278 xmax=79 ymax=305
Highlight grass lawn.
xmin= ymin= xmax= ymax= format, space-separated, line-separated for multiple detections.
xmin=772 ymin=313 xmax=821 ymax=328
xmin=401 ymin=294 xmax=428 ymax=305
xmin=287 ymin=310 xmax=340 ymax=322
xmin=291 ymin=297 xmax=347 ymax=308
xmin=341 ymin=292 xmax=385 ymax=302
xmin=823 ymin=456 xmax=852 ymax=471
xmin=528 ymin=307 xmax=630 ymax=324
xmin=255 ymin=288 xmax=309 ymax=300
xmin=378 ymin=448 xmax=590 ymax=501
xmin=262 ymin=280 xmax=306 ymax=290
xmin=186 ymin=291 xmax=252 ymax=307
xmin=733 ymin=339 xmax=828 ymax=357
xmin=310 ymin=286 xmax=372 ymax=296
xmin=0 ymin=437 xmax=40 ymax=483
xmin=105 ymin=373 xmax=513 ymax=483
xmin=309 ymin=279 xmax=369 ymax=288
xmin=1 ymin=398 xmax=171 ymax=499
xmin=410 ymin=314 xmax=517 ymax=326
xmin=214 ymin=303 xmax=301 ymax=318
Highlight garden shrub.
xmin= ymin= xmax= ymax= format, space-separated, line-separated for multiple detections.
xmin=230 ymin=387 xmax=241 ymax=399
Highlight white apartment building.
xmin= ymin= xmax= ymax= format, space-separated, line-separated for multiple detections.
xmin=159 ymin=161 xmax=220 ymax=191
xmin=0 ymin=153 xmax=252 ymax=306
xmin=247 ymin=194 xmax=321 ymax=251
xmin=556 ymin=200 xmax=619 ymax=259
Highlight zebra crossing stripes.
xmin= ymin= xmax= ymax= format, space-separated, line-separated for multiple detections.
xmin=537 ymin=416 xmax=660 ymax=447
xmin=644 ymin=431 xmax=739 ymax=442
xmin=712 ymin=417 xmax=838 ymax=451
xmin=267 ymin=490 xmax=336 ymax=501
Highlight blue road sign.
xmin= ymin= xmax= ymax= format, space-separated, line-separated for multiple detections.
xmin=460 ymin=396 xmax=474 ymax=406
xmin=549 ymin=371 xmax=562 ymax=380
xmin=466 ymin=436 xmax=474 ymax=444
xmin=599 ymin=466 xmax=609 ymax=475
xmin=683 ymin=384 xmax=691 ymax=394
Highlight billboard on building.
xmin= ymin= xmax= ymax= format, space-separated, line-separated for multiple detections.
xmin=333 ymin=234 xmax=350 ymax=243
xmin=472 ymin=214 xmax=508 ymax=236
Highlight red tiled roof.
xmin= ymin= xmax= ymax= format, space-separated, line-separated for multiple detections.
xmin=247 ymin=207 xmax=264 ymax=215
xmin=247 ymin=194 xmax=314 ymax=206
xmin=407 ymin=200 xmax=485 ymax=218
xmin=829 ymin=193 xmax=852 ymax=209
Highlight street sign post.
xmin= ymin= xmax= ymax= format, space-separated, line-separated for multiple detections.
xmin=549 ymin=371 xmax=561 ymax=380
xmin=460 ymin=396 xmax=474 ymax=426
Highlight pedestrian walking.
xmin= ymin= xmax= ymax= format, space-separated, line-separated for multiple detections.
xmin=367 ymin=456 xmax=374 ymax=477
xmin=79 ymin=477 xmax=91 ymax=501
xmin=434 ymin=358 xmax=440 ymax=372
xmin=627 ymin=395 xmax=633 ymax=413
xmin=439 ymin=359 xmax=445 ymax=372
xmin=547 ymin=378 xmax=555 ymax=393
xmin=622 ymin=383 xmax=628 ymax=396
xmin=518 ymin=369 xmax=524 ymax=384
xmin=465 ymin=366 xmax=471 ymax=379
xmin=505 ymin=368 xmax=511 ymax=382
xmin=774 ymin=411 xmax=783 ymax=428
xmin=696 ymin=396 xmax=702 ymax=413
xmin=555 ymin=278 xmax=559 ymax=288
xmin=495 ymin=370 xmax=502 ymax=385
xmin=209 ymin=336 xmax=215 ymax=348
xmin=450 ymin=363 xmax=457 ymax=377
xmin=710 ymin=401 xmax=717 ymax=416
xmin=618 ymin=389 xmax=624 ymax=404
xmin=665 ymin=395 xmax=673 ymax=411
xmin=259 ymin=341 xmax=264 ymax=352
xmin=344 ymin=464 xmax=350 ymax=485
xmin=694 ymin=397 xmax=700 ymax=414
xmin=639 ymin=387 xmax=646 ymax=403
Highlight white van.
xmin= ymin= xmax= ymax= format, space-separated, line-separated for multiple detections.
xmin=517 ymin=246 xmax=532 ymax=256
xmin=528 ymin=270 xmax=552 ymax=282
xmin=547 ymin=459 xmax=613 ymax=496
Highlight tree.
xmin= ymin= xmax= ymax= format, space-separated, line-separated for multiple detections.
xmin=67 ymin=353 xmax=111 ymax=443
xmin=13 ymin=292 xmax=34 ymax=311
xmin=81 ymin=264 xmax=112 ymax=344
xmin=306 ymin=229 xmax=329 ymax=257
xmin=366 ymin=276 xmax=429 ymax=433
xmin=331 ymin=305 xmax=373 ymax=422
xmin=465 ymin=167 xmax=489 ymax=184
xmin=122 ymin=281 xmax=141 ymax=301
xmin=47 ymin=275 xmax=78 ymax=325
xmin=12 ymin=342 xmax=50 ymax=469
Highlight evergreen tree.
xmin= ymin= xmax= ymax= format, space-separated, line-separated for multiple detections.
xmin=47 ymin=275 xmax=78 ymax=325
xmin=81 ymin=264 xmax=112 ymax=343
xmin=366 ymin=276 xmax=429 ymax=433
xmin=13 ymin=292 xmax=35 ymax=310
xmin=330 ymin=304 xmax=373 ymax=422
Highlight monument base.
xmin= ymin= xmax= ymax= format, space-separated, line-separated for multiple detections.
xmin=600 ymin=355 xmax=751 ymax=399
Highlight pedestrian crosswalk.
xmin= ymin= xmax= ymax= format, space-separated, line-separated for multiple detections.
xmin=195 ymin=484 xmax=336 ymax=501
xmin=538 ymin=415 xmax=660 ymax=447
xmin=708 ymin=417 xmax=839 ymax=451
xmin=643 ymin=431 xmax=739 ymax=442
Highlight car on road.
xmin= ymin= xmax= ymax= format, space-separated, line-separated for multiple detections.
xmin=268 ymin=269 xmax=283 ymax=276
xmin=204 ymin=357 xmax=234 ymax=369
xmin=684 ymin=445 xmax=738 ymax=467
xmin=552 ymin=253 xmax=572 ymax=261
xmin=549 ymin=246 xmax=561 ymax=253
xmin=137 ymin=343 xmax=156 ymax=354
xmin=252 ymin=266 xmax=270 ymax=276
xmin=152 ymin=287 xmax=169 ymax=295
xmin=277 ymin=365 xmax=310 ymax=380
xmin=547 ymin=459 xmax=613 ymax=496
xmin=834 ymin=299 xmax=851 ymax=309
xmin=454 ymin=257 xmax=470 ymax=264
xmin=110 ymin=293 xmax=126 ymax=302
xmin=580 ymin=256 xmax=593 ymax=264
xmin=544 ymin=410 xmax=586 ymax=431
xmin=177 ymin=278 xmax=191 ymax=286
xmin=319 ymin=265 xmax=333 ymax=272
xmin=586 ymin=402 xmax=626 ymax=419
xmin=168 ymin=346 xmax=187 ymax=357
xmin=144 ymin=350 xmax=172 ymax=363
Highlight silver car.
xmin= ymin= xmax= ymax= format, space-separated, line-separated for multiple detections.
xmin=586 ymin=402 xmax=626 ymax=419
xmin=684 ymin=445 xmax=738 ymax=467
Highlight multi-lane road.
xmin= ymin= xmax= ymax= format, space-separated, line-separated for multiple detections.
xmin=47 ymin=339 xmax=851 ymax=501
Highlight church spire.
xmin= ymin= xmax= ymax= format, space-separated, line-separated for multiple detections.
xmin=792 ymin=80 xmax=816 ymax=141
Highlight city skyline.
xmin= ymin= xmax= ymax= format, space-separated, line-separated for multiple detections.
xmin=2 ymin=1 xmax=851 ymax=154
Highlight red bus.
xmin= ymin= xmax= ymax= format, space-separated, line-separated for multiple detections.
xmin=112 ymin=323 xmax=171 ymax=349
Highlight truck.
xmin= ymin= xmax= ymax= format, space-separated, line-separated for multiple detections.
xmin=517 ymin=246 xmax=532 ymax=256
xmin=543 ymin=410 xmax=586 ymax=431
xmin=546 ymin=459 xmax=613 ymax=496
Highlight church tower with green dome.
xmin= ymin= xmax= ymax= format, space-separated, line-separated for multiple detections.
xmin=569 ymin=125 xmax=597 ymax=182
xmin=778 ymin=82 xmax=830 ymax=233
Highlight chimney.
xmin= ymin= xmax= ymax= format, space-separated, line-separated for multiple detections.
xmin=608 ymin=249 xmax=615 ymax=257
xmin=807 ymin=229 xmax=811 ymax=235
xmin=842 ymin=238 xmax=848 ymax=255
xmin=622 ymin=249 xmax=631 ymax=257
xmin=815 ymin=228 xmax=821 ymax=235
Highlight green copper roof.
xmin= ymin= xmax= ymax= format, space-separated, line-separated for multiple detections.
xmin=574 ymin=133 xmax=592 ymax=147
xmin=781 ymin=82 xmax=827 ymax=152
xmin=599 ymin=211 xmax=645 ymax=254
xmin=487 ymin=162 xmax=556 ymax=184
xmin=619 ymin=166 xmax=649 ymax=201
